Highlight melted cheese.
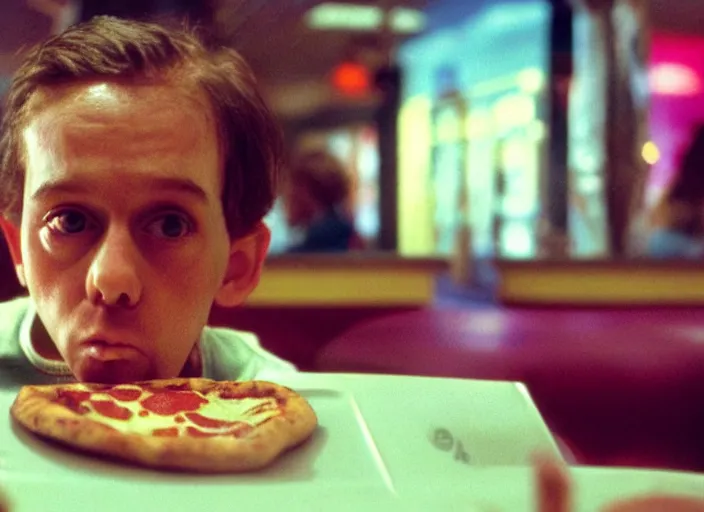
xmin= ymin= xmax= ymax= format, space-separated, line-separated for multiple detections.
xmin=75 ymin=386 xmax=280 ymax=436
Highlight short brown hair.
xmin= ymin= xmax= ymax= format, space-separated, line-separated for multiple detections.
xmin=0 ymin=16 xmax=282 ymax=238
xmin=288 ymin=150 xmax=352 ymax=210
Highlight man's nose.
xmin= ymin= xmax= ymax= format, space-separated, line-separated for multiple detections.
xmin=86 ymin=227 xmax=143 ymax=308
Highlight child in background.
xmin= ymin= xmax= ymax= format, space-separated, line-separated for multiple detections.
xmin=281 ymin=150 xmax=361 ymax=253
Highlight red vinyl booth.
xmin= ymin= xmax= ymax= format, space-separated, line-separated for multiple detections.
xmin=316 ymin=308 xmax=704 ymax=472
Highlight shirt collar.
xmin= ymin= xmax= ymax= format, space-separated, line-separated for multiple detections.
xmin=19 ymin=300 xmax=73 ymax=376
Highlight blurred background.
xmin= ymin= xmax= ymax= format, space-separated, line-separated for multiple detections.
xmin=2 ymin=0 xmax=704 ymax=262
xmin=1 ymin=0 xmax=704 ymax=474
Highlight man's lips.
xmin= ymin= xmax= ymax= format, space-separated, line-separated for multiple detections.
xmin=73 ymin=336 xmax=153 ymax=383
xmin=79 ymin=337 xmax=145 ymax=362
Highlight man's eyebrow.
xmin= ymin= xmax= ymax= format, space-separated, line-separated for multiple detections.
xmin=30 ymin=177 xmax=209 ymax=203
xmin=146 ymin=177 xmax=209 ymax=203
xmin=30 ymin=181 xmax=87 ymax=201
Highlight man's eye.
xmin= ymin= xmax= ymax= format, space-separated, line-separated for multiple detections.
xmin=145 ymin=213 xmax=193 ymax=239
xmin=45 ymin=210 xmax=92 ymax=235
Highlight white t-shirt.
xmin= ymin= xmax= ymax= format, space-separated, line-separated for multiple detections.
xmin=0 ymin=296 xmax=295 ymax=389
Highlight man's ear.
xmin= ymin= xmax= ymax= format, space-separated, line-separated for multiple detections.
xmin=214 ymin=222 xmax=271 ymax=308
xmin=0 ymin=216 xmax=26 ymax=287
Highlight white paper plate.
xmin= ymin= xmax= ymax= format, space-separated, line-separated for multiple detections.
xmin=6 ymin=374 xmax=698 ymax=511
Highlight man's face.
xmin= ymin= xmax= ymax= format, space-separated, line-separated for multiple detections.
xmin=17 ymin=81 xmax=237 ymax=383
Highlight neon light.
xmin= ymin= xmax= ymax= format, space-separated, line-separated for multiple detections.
xmin=649 ymin=63 xmax=701 ymax=96
xmin=307 ymin=3 xmax=426 ymax=33
xmin=642 ymin=141 xmax=660 ymax=165
xmin=331 ymin=62 xmax=371 ymax=96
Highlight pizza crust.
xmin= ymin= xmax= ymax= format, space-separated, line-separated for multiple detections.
xmin=11 ymin=379 xmax=317 ymax=473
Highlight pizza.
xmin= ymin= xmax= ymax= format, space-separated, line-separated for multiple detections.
xmin=10 ymin=378 xmax=317 ymax=473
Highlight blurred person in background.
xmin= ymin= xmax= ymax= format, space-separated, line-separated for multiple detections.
xmin=646 ymin=125 xmax=704 ymax=259
xmin=282 ymin=150 xmax=361 ymax=253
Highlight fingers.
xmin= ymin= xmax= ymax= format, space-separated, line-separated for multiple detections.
xmin=534 ymin=453 xmax=572 ymax=512
xmin=0 ymin=490 xmax=8 ymax=512
xmin=531 ymin=453 xmax=704 ymax=512
xmin=602 ymin=495 xmax=704 ymax=512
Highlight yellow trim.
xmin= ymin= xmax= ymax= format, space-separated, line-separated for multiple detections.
xmin=248 ymin=268 xmax=435 ymax=307
xmin=499 ymin=266 xmax=704 ymax=305
xmin=397 ymin=96 xmax=434 ymax=256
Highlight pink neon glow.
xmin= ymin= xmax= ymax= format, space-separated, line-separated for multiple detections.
xmin=647 ymin=33 xmax=704 ymax=195
xmin=650 ymin=63 xmax=701 ymax=97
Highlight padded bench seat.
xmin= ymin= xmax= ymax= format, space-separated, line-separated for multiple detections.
xmin=316 ymin=307 xmax=704 ymax=472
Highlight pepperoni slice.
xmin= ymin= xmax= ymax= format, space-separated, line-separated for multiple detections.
xmin=55 ymin=390 xmax=91 ymax=414
xmin=90 ymin=400 xmax=133 ymax=421
xmin=152 ymin=427 xmax=180 ymax=437
xmin=184 ymin=412 xmax=237 ymax=429
xmin=140 ymin=391 xmax=207 ymax=416
xmin=106 ymin=388 xmax=142 ymax=402
xmin=56 ymin=390 xmax=91 ymax=403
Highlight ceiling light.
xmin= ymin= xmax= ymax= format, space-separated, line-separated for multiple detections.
xmin=307 ymin=2 xmax=426 ymax=34
xmin=307 ymin=3 xmax=382 ymax=31
xmin=390 ymin=7 xmax=427 ymax=34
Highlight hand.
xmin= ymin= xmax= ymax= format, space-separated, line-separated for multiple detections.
xmin=0 ymin=489 xmax=9 ymax=512
xmin=602 ymin=497 xmax=704 ymax=512
xmin=533 ymin=454 xmax=704 ymax=512
xmin=534 ymin=454 xmax=571 ymax=512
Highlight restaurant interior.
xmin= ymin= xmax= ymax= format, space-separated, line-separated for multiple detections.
xmin=1 ymin=0 xmax=703 ymax=483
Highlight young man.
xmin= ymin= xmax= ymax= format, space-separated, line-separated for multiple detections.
xmin=0 ymin=16 xmax=295 ymax=386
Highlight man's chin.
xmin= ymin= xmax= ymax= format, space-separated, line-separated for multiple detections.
xmin=71 ymin=358 xmax=155 ymax=384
